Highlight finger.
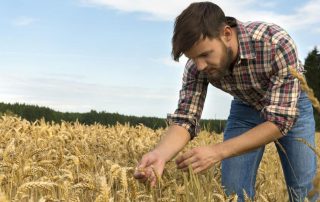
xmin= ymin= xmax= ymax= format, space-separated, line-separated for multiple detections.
xmin=136 ymin=168 xmax=153 ymax=184
xmin=150 ymin=165 xmax=164 ymax=187
xmin=193 ymin=166 xmax=204 ymax=174
xmin=193 ymin=162 xmax=202 ymax=173
xmin=181 ymin=161 xmax=201 ymax=172
xmin=145 ymin=168 xmax=153 ymax=179
xmin=152 ymin=164 xmax=164 ymax=179
xmin=133 ymin=170 xmax=147 ymax=183
xmin=134 ymin=167 xmax=152 ymax=182
xmin=135 ymin=156 xmax=153 ymax=180
xmin=137 ymin=176 xmax=148 ymax=183
xmin=193 ymin=161 xmax=209 ymax=174
xmin=175 ymin=150 xmax=195 ymax=164
xmin=134 ymin=164 xmax=147 ymax=179
xmin=177 ymin=156 xmax=197 ymax=170
xmin=150 ymin=174 xmax=157 ymax=187
xmin=138 ymin=156 xmax=151 ymax=169
xmin=133 ymin=171 xmax=146 ymax=179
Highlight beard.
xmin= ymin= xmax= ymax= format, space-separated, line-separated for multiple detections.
xmin=206 ymin=43 xmax=234 ymax=80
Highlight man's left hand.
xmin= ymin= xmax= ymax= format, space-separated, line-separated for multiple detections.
xmin=175 ymin=145 xmax=222 ymax=173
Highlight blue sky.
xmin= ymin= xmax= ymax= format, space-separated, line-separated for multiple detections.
xmin=1 ymin=0 xmax=320 ymax=119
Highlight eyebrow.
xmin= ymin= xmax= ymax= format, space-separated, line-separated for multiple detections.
xmin=196 ymin=50 xmax=213 ymax=58
xmin=185 ymin=50 xmax=213 ymax=60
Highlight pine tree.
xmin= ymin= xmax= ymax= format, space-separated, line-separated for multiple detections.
xmin=304 ymin=47 xmax=320 ymax=130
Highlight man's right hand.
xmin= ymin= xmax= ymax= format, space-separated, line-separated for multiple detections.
xmin=133 ymin=125 xmax=191 ymax=187
xmin=133 ymin=150 xmax=166 ymax=187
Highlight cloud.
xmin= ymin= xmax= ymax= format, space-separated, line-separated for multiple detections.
xmin=257 ymin=1 xmax=277 ymax=8
xmin=276 ymin=0 xmax=320 ymax=31
xmin=81 ymin=0 xmax=271 ymax=21
xmin=80 ymin=0 xmax=192 ymax=21
xmin=81 ymin=0 xmax=320 ymax=31
xmin=315 ymin=28 xmax=320 ymax=33
xmin=12 ymin=16 xmax=37 ymax=27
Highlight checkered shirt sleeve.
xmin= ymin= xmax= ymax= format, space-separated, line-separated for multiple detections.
xmin=261 ymin=35 xmax=302 ymax=135
xmin=166 ymin=60 xmax=209 ymax=139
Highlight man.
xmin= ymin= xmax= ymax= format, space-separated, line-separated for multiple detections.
xmin=134 ymin=2 xmax=318 ymax=202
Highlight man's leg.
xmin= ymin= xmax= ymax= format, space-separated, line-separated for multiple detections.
xmin=221 ymin=98 xmax=266 ymax=201
xmin=275 ymin=91 xmax=318 ymax=202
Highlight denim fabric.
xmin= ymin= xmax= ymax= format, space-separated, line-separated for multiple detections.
xmin=221 ymin=91 xmax=318 ymax=202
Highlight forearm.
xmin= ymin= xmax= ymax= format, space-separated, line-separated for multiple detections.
xmin=152 ymin=124 xmax=190 ymax=162
xmin=217 ymin=121 xmax=283 ymax=160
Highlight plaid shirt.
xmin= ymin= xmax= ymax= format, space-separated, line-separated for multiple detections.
xmin=167 ymin=19 xmax=304 ymax=139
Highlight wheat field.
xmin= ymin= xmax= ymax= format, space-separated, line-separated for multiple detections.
xmin=0 ymin=115 xmax=319 ymax=201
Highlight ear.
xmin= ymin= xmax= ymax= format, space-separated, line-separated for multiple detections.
xmin=222 ymin=25 xmax=232 ymax=42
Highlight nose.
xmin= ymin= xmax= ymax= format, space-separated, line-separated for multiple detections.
xmin=194 ymin=58 xmax=207 ymax=71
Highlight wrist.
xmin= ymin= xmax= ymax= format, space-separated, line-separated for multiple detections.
xmin=212 ymin=142 xmax=228 ymax=161
xmin=151 ymin=148 xmax=170 ymax=163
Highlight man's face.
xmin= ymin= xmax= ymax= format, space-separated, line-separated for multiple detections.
xmin=184 ymin=36 xmax=233 ymax=80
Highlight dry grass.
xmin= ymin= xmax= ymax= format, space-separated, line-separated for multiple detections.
xmin=0 ymin=115 xmax=319 ymax=201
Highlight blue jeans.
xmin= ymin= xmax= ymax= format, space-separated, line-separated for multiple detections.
xmin=221 ymin=91 xmax=318 ymax=202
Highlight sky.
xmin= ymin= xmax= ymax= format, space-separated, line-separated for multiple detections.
xmin=0 ymin=0 xmax=320 ymax=119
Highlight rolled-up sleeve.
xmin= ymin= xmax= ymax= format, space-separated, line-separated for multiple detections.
xmin=166 ymin=60 xmax=209 ymax=140
xmin=261 ymin=37 xmax=303 ymax=136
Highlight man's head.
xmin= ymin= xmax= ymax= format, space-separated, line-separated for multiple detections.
xmin=172 ymin=2 xmax=238 ymax=80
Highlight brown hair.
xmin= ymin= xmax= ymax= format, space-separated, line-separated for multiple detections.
xmin=171 ymin=2 xmax=227 ymax=61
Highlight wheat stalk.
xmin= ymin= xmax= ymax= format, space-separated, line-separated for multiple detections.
xmin=0 ymin=110 xmax=319 ymax=201
xmin=289 ymin=67 xmax=320 ymax=113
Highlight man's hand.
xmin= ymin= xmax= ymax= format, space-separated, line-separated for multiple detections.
xmin=133 ymin=125 xmax=191 ymax=187
xmin=175 ymin=145 xmax=222 ymax=173
xmin=175 ymin=121 xmax=282 ymax=174
xmin=133 ymin=150 xmax=166 ymax=187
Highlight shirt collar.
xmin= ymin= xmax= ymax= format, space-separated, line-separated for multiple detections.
xmin=236 ymin=20 xmax=256 ymax=60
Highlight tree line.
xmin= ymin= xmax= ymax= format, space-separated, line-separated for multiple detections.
xmin=304 ymin=47 xmax=320 ymax=131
